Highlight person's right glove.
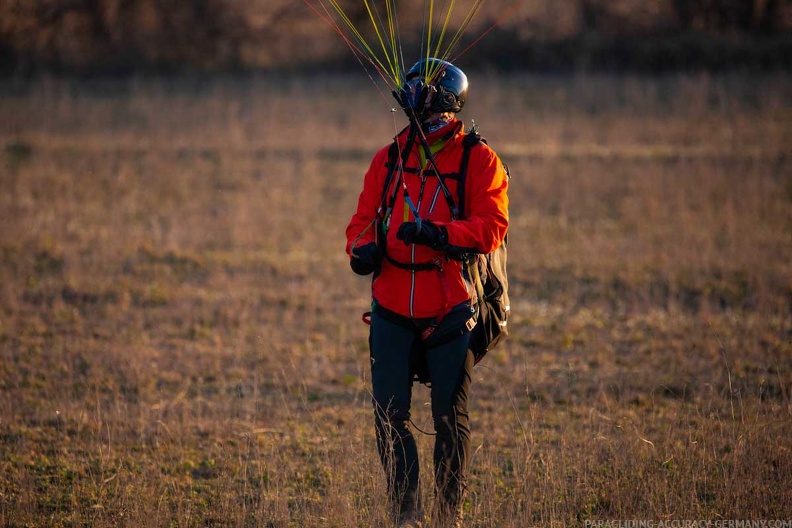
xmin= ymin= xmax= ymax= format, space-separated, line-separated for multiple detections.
xmin=350 ymin=242 xmax=382 ymax=276
xmin=396 ymin=220 xmax=448 ymax=250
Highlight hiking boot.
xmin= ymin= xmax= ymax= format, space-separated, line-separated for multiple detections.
xmin=397 ymin=513 xmax=423 ymax=528
xmin=390 ymin=489 xmax=423 ymax=528
xmin=395 ymin=501 xmax=424 ymax=528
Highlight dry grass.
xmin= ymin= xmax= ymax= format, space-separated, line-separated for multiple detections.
xmin=0 ymin=73 xmax=791 ymax=527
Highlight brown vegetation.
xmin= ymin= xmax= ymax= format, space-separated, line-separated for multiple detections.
xmin=0 ymin=72 xmax=791 ymax=526
xmin=0 ymin=0 xmax=791 ymax=74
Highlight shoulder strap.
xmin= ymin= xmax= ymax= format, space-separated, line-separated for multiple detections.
xmin=380 ymin=141 xmax=400 ymax=213
xmin=457 ymin=128 xmax=484 ymax=220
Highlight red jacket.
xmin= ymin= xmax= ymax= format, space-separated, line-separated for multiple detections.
xmin=346 ymin=119 xmax=509 ymax=319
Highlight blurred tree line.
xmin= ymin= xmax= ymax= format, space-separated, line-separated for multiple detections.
xmin=0 ymin=0 xmax=789 ymax=76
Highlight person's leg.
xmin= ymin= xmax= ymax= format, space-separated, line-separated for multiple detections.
xmin=370 ymin=311 xmax=422 ymax=521
xmin=423 ymin=304 xmax=474 ymax=524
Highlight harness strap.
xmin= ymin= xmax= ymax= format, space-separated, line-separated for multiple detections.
xmin=420 ymin=131 xmax=482 ymax=339
xmin=384 ymin=164 xmax=463 ymax=180
xmin=420 ymin=257 xmax=454 ymax=340
xmin=363 ymin=261 xmax=454 ymax=342
xmin=457 ymin=128 xmax=482 ymax=218
xmin=384 ymin=252 xmax=441 ymax=272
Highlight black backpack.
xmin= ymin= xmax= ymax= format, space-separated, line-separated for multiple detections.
xmin=457 ymin=130 xmax=510 ymax=364
xmin=381 ymin=127 xmax=510 ymax=365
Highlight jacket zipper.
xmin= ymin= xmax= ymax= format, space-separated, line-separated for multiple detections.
xmin=428 ymin=186 xmax=442 ymax=214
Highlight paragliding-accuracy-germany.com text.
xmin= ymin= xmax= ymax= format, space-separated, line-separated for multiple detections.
xmin=584 ymin=521 xmax=792 ymax=528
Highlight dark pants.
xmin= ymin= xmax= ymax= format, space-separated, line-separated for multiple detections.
xmin=369 ymin=301 xmax=474 ymax=518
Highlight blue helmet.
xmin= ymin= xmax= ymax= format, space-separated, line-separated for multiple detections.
xmin=405 ymin=58 xmax=468 ymax=114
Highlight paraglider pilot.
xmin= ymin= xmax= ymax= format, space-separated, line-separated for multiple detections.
xmin=346 ymin=58 xmax=509 ymax=528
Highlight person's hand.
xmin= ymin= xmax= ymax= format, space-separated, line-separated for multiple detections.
xmin=396 ymin=220 xmax=448 ymax=250
xmin=350 ymin=242 xmax=382 ymax=275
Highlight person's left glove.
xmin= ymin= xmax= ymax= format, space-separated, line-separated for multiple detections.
xmin=350 ymin=242 xmax=382 ymax=276
xmin=396 ymin=220 xmax=448 ymax=250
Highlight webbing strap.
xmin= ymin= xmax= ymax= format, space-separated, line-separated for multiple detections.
xmin=420 ymin=257 xmax=453 ymax=340
xmin=456 ymin=129 xmax=482 ymax=219
xmin=384 ymin=253 xmax=441 ymax=272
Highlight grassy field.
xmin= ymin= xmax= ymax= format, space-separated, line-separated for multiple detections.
xmin=0 ymin=72 xmax=791 ymax=527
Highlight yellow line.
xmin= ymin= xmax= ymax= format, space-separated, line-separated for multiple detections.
xmin=310 ymin=0 xmax=494 ymax=86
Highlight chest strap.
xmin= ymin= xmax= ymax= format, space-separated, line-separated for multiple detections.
xmin=384 ymin=252 xmax=442 ymax=272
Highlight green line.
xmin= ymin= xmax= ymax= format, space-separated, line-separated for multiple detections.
xmin=311 ymin=0 xmax=491 ymax=88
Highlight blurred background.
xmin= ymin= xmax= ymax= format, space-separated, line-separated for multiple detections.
xmin=0 ymin=0 xmax=791 ymax=77
xmin=1 ymin=2 xmax=791 ymax=525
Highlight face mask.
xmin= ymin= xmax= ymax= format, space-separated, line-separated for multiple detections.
xmin=422 ymin=118 xmax=453 ymax=134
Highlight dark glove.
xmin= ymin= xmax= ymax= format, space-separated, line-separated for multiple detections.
xmin=350 ymin=242 xmax=382 ymax=276
xmin=396 ymin=220 xmax=448 ymax=250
